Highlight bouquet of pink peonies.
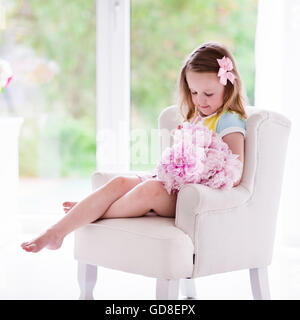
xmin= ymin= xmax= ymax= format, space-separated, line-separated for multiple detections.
xmin=155 ymin=119 xmax=243 ymax=195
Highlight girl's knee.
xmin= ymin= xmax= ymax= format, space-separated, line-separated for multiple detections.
xmin=108 ymin=176 xmax=131 ymax=188
xmin=139 ymin=180 xmax=165 ymax=198
xmin=107 ymin=175 xmax=141 ymax=193
xmin=109 ymin=175 xmax=127 ymax=186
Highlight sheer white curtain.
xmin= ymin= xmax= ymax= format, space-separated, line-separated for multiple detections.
xmin=255 ymin=0 xmax=300 ymax=246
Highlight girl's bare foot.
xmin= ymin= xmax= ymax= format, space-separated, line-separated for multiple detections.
xmin=21 ymin=229 xmax=64 ymax=253
xmin=21 ymin=201 xmax=77 ymax=253
xmin=63 ymin=201 xmax=77 ymax=214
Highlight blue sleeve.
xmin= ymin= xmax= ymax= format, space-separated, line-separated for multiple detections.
xmin=216 ymin=111 xmax=247 ymax=138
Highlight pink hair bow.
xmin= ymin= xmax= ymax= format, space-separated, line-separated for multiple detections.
xmin=217 ymin=56 xmax=235 ymax=86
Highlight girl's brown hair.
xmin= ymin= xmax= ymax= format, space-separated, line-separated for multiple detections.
xmin=175 ymin=42 xmax=248 ymax=122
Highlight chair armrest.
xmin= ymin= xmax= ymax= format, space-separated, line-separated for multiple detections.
xmin=175 ymin=183 xmax=251 ymax=243
xmin=91 ymin=170 xmax=145 ymax=190
xmin=175 ymin=184 xmax=259 ymax=277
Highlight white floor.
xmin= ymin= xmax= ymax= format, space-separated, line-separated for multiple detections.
xmin=0 ymin=227 xmax=300 ymax=300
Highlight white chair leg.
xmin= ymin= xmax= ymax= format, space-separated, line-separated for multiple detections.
xmin=249 ymin=267 xmax=271 ymax=300
xmin=78 ymin=262 xmax=97 ymax=300
xmin=180 ymin=278 xmax=197 ymax=299
xmin=156 ymin=278 xmax=180 ymax=300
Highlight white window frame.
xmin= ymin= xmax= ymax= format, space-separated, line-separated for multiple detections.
xmin=96 ymin=0 xmax=131 ymax=173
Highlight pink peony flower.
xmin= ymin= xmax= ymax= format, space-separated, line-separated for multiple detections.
xmin=155 ymin=120 xmax=243 ymax=195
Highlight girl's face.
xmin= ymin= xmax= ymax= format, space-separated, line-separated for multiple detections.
xmin=186 ymin=71 xmax=225 ymax=117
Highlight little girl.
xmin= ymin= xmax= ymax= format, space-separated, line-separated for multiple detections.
xmin=21 ymin=42 xmax=247 ymax=253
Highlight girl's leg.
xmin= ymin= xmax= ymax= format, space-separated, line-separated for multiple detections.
xmin=21 ymin=175 xmax=141 ymax=253
xmin=101 ymin=179 xmax=177 ymax=219
xmin=63 ymin=179 xmax=177 ymax=218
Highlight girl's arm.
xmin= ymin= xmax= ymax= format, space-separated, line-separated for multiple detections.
xmin=222 ymin=132 xmax=245 ymax=187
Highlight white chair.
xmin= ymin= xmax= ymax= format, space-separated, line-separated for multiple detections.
xmin=74 ymin=105 xmax=291 ymax=300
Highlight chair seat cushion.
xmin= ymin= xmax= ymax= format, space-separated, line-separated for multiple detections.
xmin=74 ymin=215 xmax=194 ymax=279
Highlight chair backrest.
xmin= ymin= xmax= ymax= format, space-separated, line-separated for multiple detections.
xmin=158 ymin=105 xmax=291 ymax=213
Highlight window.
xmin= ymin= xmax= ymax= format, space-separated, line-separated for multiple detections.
xmin=0 ymin=1 xmax=96 ymax=230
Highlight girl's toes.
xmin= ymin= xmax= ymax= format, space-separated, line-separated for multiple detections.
xmin=21 ymin=242 xmax=38 ymax=252
xmin=21 ymin=242 xmax=28 ymax=249
xmin=26 ymin=243 xmax=37 ymax=252
xmin=63 ymin=201 xmax=76 ymax=207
